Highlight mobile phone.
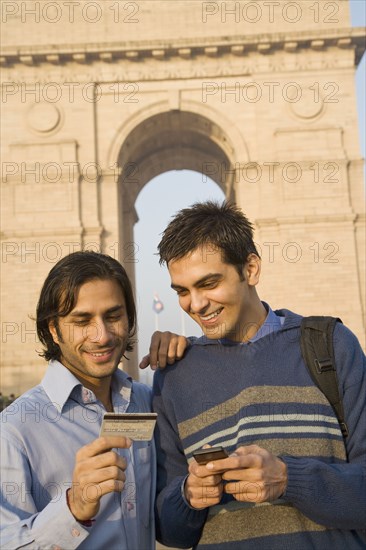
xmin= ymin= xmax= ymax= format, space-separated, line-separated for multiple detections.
xmin=193 ymin=446 xmax=229 ymax=465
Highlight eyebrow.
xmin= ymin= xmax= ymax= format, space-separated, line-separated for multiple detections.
xmin=171 ymin=272 xmax=223 ymax=291
xmin=69 ymin=305 xmax=125 ymax=318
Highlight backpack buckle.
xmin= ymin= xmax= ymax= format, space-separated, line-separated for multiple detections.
xmin=340 ymin=422 xmax=349 ymax=437
xmin=314 ymin=358 xmax=333 ymax=374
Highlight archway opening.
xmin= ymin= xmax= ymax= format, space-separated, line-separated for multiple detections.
xmin=117 ymin=109 xmax=236 ymax=203
xmin=116 ymin=110 xmax=235 ymax=379
xmin=134 ymin=170 xmax=225 ymax=384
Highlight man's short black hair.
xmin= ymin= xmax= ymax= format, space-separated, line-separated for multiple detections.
xmin=158 ymin=200 xmax=259 ymax=277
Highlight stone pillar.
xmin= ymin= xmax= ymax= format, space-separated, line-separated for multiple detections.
xmin=118 ymin=187 xmax=140 ymax=380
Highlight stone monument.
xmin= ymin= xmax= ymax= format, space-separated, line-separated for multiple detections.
xmin=1 ymin=0 xmax=365 ymax=392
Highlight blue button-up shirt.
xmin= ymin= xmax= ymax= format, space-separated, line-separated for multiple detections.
xmin=0 ymin=361 xmax=156 ymax=550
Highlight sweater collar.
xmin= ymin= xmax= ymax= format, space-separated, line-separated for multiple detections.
xmin=193 ymin=303 xmax=300 ymax=346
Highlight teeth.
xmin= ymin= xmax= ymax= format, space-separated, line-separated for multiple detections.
xmin=90 ymin=351 xmax=111 ymax=357
xmin=201 ymin=308 xmax=223 ymax=321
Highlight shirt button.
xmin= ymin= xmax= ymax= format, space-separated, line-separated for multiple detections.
xmin=71 ymin=528 xmax=80 ymax=537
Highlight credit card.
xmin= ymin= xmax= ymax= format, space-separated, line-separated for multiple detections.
xmin=100 ymin=413 xmax=157 ymax=441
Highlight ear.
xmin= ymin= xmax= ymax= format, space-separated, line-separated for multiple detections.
xmin=48 ymin=321 xmax=60 ymax=344
xmin=243 ymin=254 xmax=261 ymax=286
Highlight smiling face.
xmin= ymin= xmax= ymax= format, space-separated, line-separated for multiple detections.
xmin=49 ymin=278 xmax=129 ymax=386
xmin=169 ymin=245 xmax=265 ymax=342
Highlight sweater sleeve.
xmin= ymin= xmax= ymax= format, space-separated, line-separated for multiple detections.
xmin=281 ymin=324 xmax=366 ymax=529
xmin=152 ymin=371 xmax=208 ymax=548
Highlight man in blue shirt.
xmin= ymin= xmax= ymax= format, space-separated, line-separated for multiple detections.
xmin=0 ymin=251 xmax=180 ymax=550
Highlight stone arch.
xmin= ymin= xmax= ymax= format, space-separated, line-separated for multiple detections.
xmin=108 ymin=101 xmax=250 ymax=199
xmin=2 ymin=1 xmax=365 ymax=391
xmin=108 ymin=105 xmax=249 ymax=376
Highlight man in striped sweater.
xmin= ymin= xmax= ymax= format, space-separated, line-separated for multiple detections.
xmin=152 ymin=201 xmax=366 ymax=549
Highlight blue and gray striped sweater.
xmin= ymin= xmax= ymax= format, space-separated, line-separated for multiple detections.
xmin=153 ymin=308 xmax=366 ymax=549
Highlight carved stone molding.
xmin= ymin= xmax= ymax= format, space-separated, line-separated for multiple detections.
xmin=1 ymin=28 xmax=364 ymax=67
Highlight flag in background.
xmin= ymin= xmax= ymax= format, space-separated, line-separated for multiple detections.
xmin=153 ymin=293 xmax=164 ymax=314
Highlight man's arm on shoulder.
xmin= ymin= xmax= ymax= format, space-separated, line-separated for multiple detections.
xmin=0 ymin=430 xmax=90 ymax=550
xmin=281 ymin=323 xmax=366 ymax=529
xmin=152 ymin=369 xmax=207 ymax=548
xmin=139 ymin=332 xmax=196 ymax=370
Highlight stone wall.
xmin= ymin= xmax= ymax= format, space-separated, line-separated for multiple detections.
xmin=1 ymin=0 xmax=365 ymax=393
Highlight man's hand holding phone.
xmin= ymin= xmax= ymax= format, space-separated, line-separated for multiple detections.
xmin=204 ymin=445 xmax=288 ymax=504
xmin=184 ymin=446 xmax=230 ymax=510
xmin=186 ymin=444 xmax=287 ymax=508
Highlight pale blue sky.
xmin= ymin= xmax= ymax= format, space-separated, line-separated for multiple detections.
xmin=135 ymin=0 xmax=365 ymax=383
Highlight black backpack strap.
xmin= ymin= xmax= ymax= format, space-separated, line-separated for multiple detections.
xmin=300 ymin=316 xmax=348 ymax=438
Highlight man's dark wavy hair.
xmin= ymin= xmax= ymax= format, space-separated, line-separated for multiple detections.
xmin=36 ymin=251 xmax=136 ymax=362
xmin=158 ymin=200 xmax=259 ymax=277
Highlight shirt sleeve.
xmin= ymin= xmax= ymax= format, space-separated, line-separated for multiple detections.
xmin=0 ymin=432 xmax=90 ymax=550
xmin=281 ymin=324 xmax=366 ymax=529
xmin=152 ymin=372 xmax=208 ymax=548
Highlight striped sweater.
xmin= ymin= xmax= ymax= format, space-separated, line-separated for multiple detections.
xmin=152 ymin=309 xmax=366 ymax=550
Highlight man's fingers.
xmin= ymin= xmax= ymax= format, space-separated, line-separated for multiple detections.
xmin=177 ymin=335 xmax=189 ymax=356
xmin=73 ymin=453 xmax=128 ymax=491
xmin=139 ymin=355 xmax=151 ymax=369
xmin=165 ymin=335 xmax=188 ymax=365
xmin=221 ymin=468 xmax=257 ymax=482
xmin=155 ymin=333 xmax=171 ymax=368
xmin=185 ymin=476 xmax=224 ymax=509
xmin=69 ymin=447 xmax=129 ymax=521
xmin=189 ymin=484 xmax=222 ymax=500
xmin=91 ymin=450 xmax=127 ymax=471
xmin=102 ymin=478 xmax=126 ymax=494
xmin=90 ymin=465 xmax=127 ymax=484
xmin=205 ymin=452 xmax=260 ymax=472
xmin=148 ymin=331 xmax=168 ymax=368
xmin=224 ymin=480 xmax=265 ymax=499
xmin=77 ymin=436 xmax=132 ymax=459
xmin=189 ymin=460 xmax=223 ymax=480
xmin=199 ymin=474 xmax=222 ymax=486
xmin=204 ymin=456 xmax=240 ymax=472
xmin=140 ymin=331 xmax=190 ymax=370
xmin=75 ymin=477 xmax=127 ymax=504
xmin=77 ymin=464 xmax=127 ymax=487
xmin=233 ymin=445 xmax=269 ymax=461
xmin=153 ymin=331 xmax=185 ymax=368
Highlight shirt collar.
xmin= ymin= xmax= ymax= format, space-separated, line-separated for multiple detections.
xmin=248 ymin=302 xmax=284 ymax=343
xmin=42 ymin=360 xmax=133 ymax=413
